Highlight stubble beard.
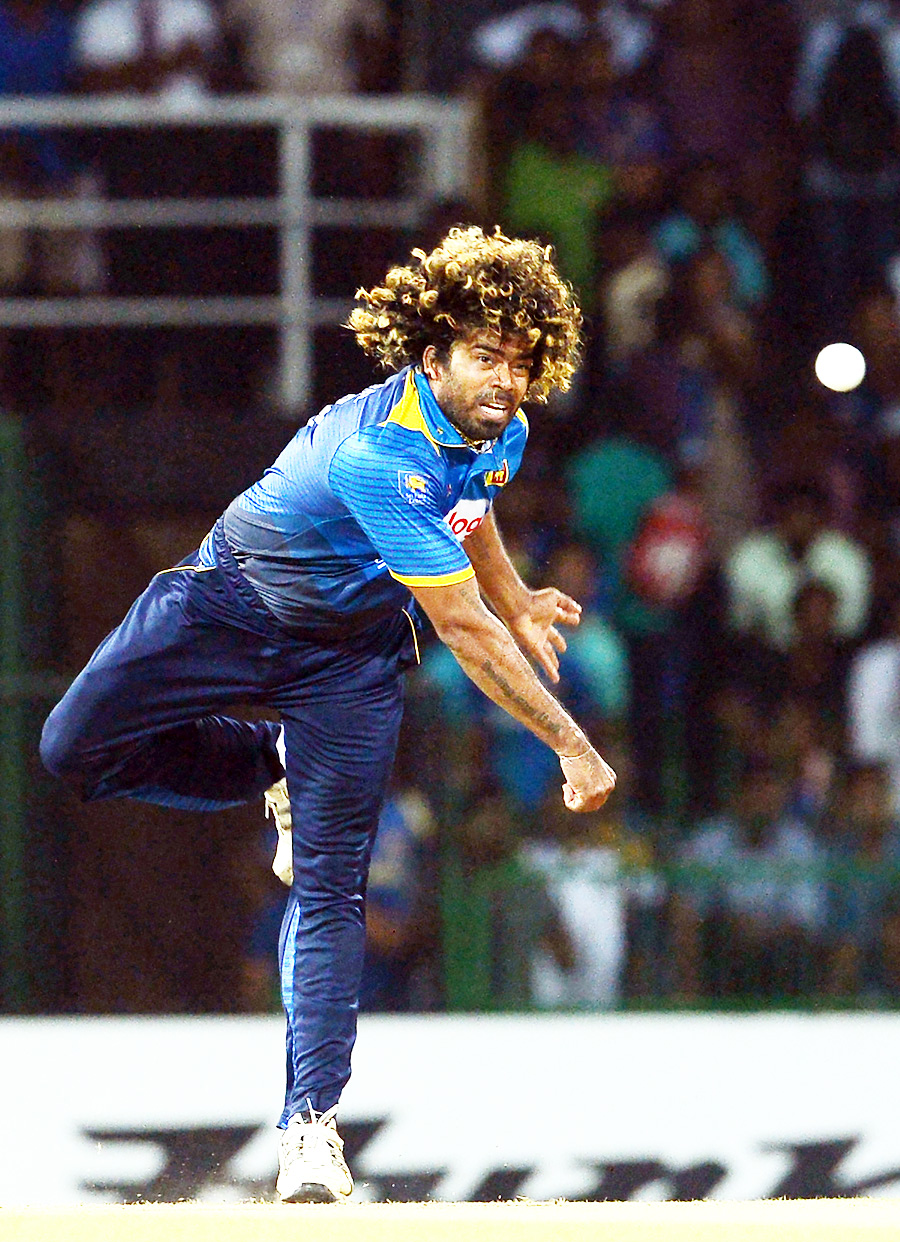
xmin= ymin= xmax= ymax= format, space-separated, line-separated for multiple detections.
xmin=440 ymin=382 xmax=516 ymax=444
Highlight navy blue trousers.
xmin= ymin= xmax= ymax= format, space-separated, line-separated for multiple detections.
xmin=41 ymin=524 xmax=416 ymax=1123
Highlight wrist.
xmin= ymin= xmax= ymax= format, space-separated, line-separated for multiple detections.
xmin=557 ymin=736 xmax=592 ymax=761
xmin=498 ymin=584 xmax=533 ymax=628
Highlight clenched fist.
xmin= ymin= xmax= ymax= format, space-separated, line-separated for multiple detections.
xmin=559 ymin=747 xmax=617 ymax=812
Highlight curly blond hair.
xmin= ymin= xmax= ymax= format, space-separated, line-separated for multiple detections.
xmin=346 ymin=226 xmax=583 ymax=402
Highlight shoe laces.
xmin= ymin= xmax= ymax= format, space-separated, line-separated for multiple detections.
xmin=282 ymin=1104 xmax=345 ymax=1168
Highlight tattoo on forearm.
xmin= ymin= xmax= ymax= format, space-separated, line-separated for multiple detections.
xmin=479 ymin=658 xmax=562 ymax=738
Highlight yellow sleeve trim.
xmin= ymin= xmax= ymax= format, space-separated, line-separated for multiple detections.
xmin=389 ymin=565 xmax=476 ymax=588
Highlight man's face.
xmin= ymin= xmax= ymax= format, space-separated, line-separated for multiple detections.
xmin=423 ymin=330 xmax=533 ymax=443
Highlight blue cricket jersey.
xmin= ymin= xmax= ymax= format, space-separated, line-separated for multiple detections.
xmin=200 ymin=366 xmax=528 ymax=632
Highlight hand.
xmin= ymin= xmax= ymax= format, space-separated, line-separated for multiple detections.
xmin=559 ymin=748 xmax=617 ymax=812
xmin=506 ymin=588 xmax=582 ymax=683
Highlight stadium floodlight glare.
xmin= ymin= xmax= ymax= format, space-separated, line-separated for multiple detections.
xmin=814 ymin=342 xmax=866 ymax=392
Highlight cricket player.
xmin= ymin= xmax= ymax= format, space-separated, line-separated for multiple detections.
xmin=41 ymin=226 xmax=616 ymax=1202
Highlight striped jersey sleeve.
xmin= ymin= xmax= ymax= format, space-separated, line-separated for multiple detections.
xmin=329 ymin=426 xmax=475 ymax=587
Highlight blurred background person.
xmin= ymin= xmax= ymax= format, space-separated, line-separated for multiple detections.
xmin=575 ymin=30 xmax=671 ymax=221
xmin=440 ymin=794 xmax=575 ymax=1012
xmin=821 ymin=761 xmax=900 ymax=1001
xmin=653 ymin=158 xmax=771 ymax=312
xmin=524 ymin=738 xmax=661 ymax=1008
xmin=848 ymin=584 xmax=900 ymax=815
xmin=718 ymin=578 xmax=850 ymax=823
xmin=790 ymin=0 xmax=900 ymax=335
xmin=0 ymin=0 xmax=91 ymax=411
xmin=500 ymin=81 xmax=616 ymax=315
xmin=524 ymin=797 xmax=630 ymax=1011
xmin=72 ymin=0 xmax=229 ymax=412
xmin=223 ymin=0 xmax=391 ymax=97
xmin=670 ymin=754 xmax=828 ymax=1001
xmin=652 ymin=0 xmax=797 ymax=231
xmin=725 ymin=476 xmax=872 ymax=656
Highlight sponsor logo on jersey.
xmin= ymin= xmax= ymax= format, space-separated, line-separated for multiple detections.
xmin=484 ymin=460 xmax=509 ymax=488
xmin=399 ymin=472 xmax=429 ymax=504
xmin=445 ymin=498 xmax=489 ymax=540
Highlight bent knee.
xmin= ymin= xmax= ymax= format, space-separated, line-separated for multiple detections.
xmin=39 ymin=710 xmax=86 ymax=783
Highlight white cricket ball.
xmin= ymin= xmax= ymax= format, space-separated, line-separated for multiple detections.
xmin=814 ymin=342 xmax=866 ymax=392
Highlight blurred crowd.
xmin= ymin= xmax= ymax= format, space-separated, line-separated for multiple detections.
xmin=11 ymin=0 xmax=900 ymax=1014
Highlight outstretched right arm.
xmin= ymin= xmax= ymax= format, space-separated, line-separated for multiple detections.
xmin=410 ymin=575 xmax=616 ymax=812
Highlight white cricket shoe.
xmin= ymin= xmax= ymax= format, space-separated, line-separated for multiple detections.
xmin=265 ymin=777 xmax=293 ymax=886
xmin=276 ymin=1105 xmax=353 ymax=1203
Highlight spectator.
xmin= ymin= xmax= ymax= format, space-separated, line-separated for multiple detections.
xmin=725 ymin=476 xmax=872 ymax=653
xmin=595 ymin=205 xmax=670 ymax=372
xmin=566 ymin=432 xmax=675 ymax=818
xmin=0 ymin=0 xmax=79 ymax=271
xmin=541 ymin=538 xmax=630 ymax=723
xmin=601 ymin=248 xmax=762 ymax=816
xmin=472 ymin=1 xmax=588 ymax=75
xmin=470 ymin=2 xmax=660 ymax=82
xmin=653 ymin=0 xmax=781 ymax=165
xmin=779 ymin=579 xmax=852 ymax=741
xmin=476 ymin=25 xmax=578 ymax=218
xmin=0 ymin=0 xmax=89 ymax=409
xmin=791 ymin=1 xmax=900 ymax=331
xmin=576 ymin=32 xmax=671 ymax=219
xmin=501 ymin=84 xmax=616 ymax=310
xmin=847 ymin=585 xmax=900 ymax=813
xmin=525 ymin=739 xmax=661 ymax=1008
xmin=596 ymin=0 xmax=660 ymax=78
xmin=835 ymin=281 xmax=900 ymax=455
xmin=440 ymin=794 xmax=574 ymax=1011
xmin=764 ymin=389 xmax=868 ymax=538
xmin=487 ymin=468 xmax=565 ymax=597
xmin=623 ymin=246 xmax=761 ymax=558
xmin=653 ymin=0 xmax=799 ymax=259
xmin=767 ymin=695 xmax=841 ymax=829
xmin=74 ymin=0 xmax=222 ymax=100
xmin=670 ymin=754 xmax=827 ymax=1000
xmin=822 ymin=761 xmax=900 ymax=1000
xmin=653 ymin=158 xmax=771 ymax=310
xmin=524 ymin=800 xmax=629 ymax=1010
xmin=833 ymin=283 xmax=900 ymax=569
xmin=718 ymin=578 xmax=849 ymax=827
xmin=722 ymin=579 xmax=852 ymax=768
xmin=732 ymin=0 xmax=800 ymax=253
xmin=223 ymin=0 xmax=391 ymax=96
xmin=73 ymin=0 xmax=234 ymax=410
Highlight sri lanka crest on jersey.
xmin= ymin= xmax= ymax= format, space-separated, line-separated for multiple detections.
xmin=398 ymin=471 xmax=430 ymax=504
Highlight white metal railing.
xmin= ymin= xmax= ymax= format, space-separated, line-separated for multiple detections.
xmin=0 ymin=93 xmax=476 ymax=413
